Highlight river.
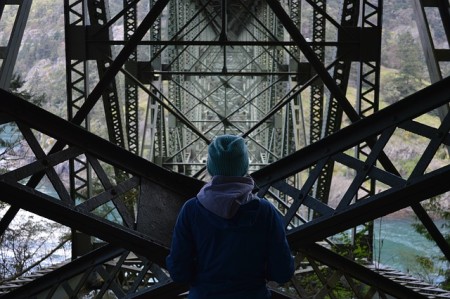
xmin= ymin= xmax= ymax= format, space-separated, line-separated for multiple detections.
xmin=373 ymin=217 xmax=449 ymax=285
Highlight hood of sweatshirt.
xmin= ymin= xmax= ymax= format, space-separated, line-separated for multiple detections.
xmin=197 ymin=175 xmax=256 ymax=220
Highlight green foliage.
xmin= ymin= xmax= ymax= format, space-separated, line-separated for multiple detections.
xmin=397 ymin=32 xmax=426 ymax=82
xmin=380 ymin=30 xmax=428 ymax=105
xmin=415 ymin=255 xmax=435 ymax=272
xmin=412 ymin=196 xmax=450 ymax=289
xmin=292 ymin=268 xmax=364 ymax=298
xmin=400 ymin=155 xmax=422 ymax=178
xmin=333 ymin=225 xmax=372 ymax=262
xmin=442 ymin=269 xmax=450 ymax=290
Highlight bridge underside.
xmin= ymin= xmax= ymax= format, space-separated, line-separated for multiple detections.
xmin=0 ymin=0 xmax=450 ymax=298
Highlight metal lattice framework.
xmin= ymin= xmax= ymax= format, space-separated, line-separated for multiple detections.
xmin=1 ymin=0 xmax=450 ymax=298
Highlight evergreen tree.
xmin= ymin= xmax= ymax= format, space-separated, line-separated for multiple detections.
xmin=397 ymin=31 xmax=425 ymax=83
xmin=381 ymin=31 xmax=426 ymax=105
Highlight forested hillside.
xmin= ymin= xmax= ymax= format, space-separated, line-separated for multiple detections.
xmin=0 ymin=1 xmax=65 ymax=117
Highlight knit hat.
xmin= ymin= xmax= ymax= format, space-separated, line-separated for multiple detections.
xmin=207 ymin=135 xmax=249 ymax=177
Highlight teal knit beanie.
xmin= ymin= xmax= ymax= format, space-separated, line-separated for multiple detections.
xmin=207 ymin=135 xmax=249 ymax=176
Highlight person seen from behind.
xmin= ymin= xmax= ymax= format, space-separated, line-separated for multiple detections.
xmin=166 ymin=134 xmax=295 ymax=299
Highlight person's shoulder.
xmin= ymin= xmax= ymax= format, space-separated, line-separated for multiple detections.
xmin=256 ymin=199 xmax=285 ymax=228
xmin=180 ymin=197 xmax=199 ymax=211
xmin=254 ymin=197 xmax=278 ymax=214
xmin=257 ymin=197 xmax=275 ymax=208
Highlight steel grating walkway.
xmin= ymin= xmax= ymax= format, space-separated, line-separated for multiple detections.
xmin=368 ymin=265 xmax=450 ymax=299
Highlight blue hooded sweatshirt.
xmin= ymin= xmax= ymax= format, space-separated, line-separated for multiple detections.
xmin=166 ymin=176 xmax=294 ymax=299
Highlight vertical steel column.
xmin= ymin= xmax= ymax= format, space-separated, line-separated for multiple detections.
xmin=268 ymin=2 xmax=288 ymax=162
xmin=181 ymin=1 xmax=197 ymax=175
xmin=313 ymin=0 xmax=360 ymax=205
xmin=309 ymin=0 xmax=325 ymax=146
xmin=308 ymin=0 xmax=326 ymax=219
xmin=64 ymin=0 xmax=92 ymax=259
xmin=286 ymin=0 xmax=305 ymax=223
xmin=356 ymin=0 xmax=382 ymax=118
xmin=353 ymin=0 xmax=383 ymax=261
xmin=124 ymin=0 xmax=139 ymax=155
xmin=141 ymin=0 xmax=163 ymax=162
xmin=288 ymin=0 xmax=305 ymax=153
xmin=166 ymin=0 xmax=185 ymax=173
xmin=254 ymin=4 xmax=270 ymax=165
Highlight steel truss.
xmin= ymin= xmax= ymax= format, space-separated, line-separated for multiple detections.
xmin=254 ymin=75 xmax=450 ymax=298
xmin=1 ymin=0 xmax=450 ymax=298
xmin=0 ymin=88 xmax=203 ymax=298
xmin=1 ymin=75 xmax=450 ymax=298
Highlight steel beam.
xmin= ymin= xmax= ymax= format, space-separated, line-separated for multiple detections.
xmin=287 ymin=162 xmax=450 ymax=245
xmin=252 ymin=75 xmax=450 ymax=187
xmin=0 ymin=245 xmax=126 ymax=299
xmin=265 ymin=0 xmax=359 ymax=123
xmin=1 ymin=1 xmax=450 ymax=298
xmin=309 ymin=0 xmax=326 ymax=147
xmin=0 ymin=0 xmax=31 ymax=89
xmin=314 ymin=0 xmax=360 ymax=204
xmin=413 ymin=0 xmax=450 ymax=155
xmin=0 ymin=88 xmax=204 ymax=252
xmin=302 ymin=244 xmax=427 ymax=299
xmin=124 ymin=0 xmax=139 ymax=155
xmin=68 ymin=0 xmax=171 ymax=130
xmin=251 ymin=75 xmax=450 ymax=298
xmin=253 ymin=75 xmax=450 ymax=255
xmin=0 ymin=88 xmax=203 ymax=198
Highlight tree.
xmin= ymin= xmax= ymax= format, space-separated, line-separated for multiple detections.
xmin=0 ymin=77 xmax=70 ymax=283
xmin=381 ymin=31 xmax=427 ymax=105
xmin=412 ymin=195 xmax=450 ymax=290
xmin=396 ymin=31 xmax=425 ymax=84
xmin=0 ymin=215 xmax=70 ymax=282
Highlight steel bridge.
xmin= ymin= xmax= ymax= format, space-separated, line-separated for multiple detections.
xmin=0 ymin=0 xmax=450 ymax=298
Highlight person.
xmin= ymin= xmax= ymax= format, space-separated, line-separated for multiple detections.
xmin=166 ymin=134 xmax=295 ymax=299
